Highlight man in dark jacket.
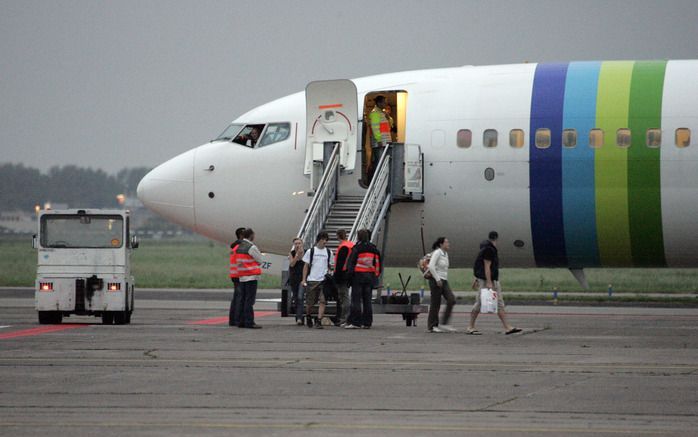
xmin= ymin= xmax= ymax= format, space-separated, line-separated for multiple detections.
xmin=468 ymin=231 xmax=521 ymax=335
xmin=345 ymin=229 xmax=382 ymax=329
xmin=228 ymin=227 xmax=246 ymax=326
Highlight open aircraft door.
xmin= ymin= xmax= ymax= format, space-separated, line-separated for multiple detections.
xmin=304 ymin=80 xmax=358 ymax=175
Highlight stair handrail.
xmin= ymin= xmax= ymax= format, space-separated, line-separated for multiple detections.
xmin=296 ymin=143 xmax=341 ymax=248
xmin=350 ymin=145 xmax=392 ymax=243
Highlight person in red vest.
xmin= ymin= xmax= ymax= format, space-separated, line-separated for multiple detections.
xmin=236 ymin=228 xmax=264 ymax=329
xmin=333 ymin=229 xmax=354 ymax=327
xmin=228 ymin=227 xmax=246 ymax=327
xmin=345 ymin=228 xmax=382 ymax=329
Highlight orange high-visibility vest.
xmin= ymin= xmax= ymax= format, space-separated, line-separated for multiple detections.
xmin=355 ymin=252 xmax=380 ymax=276
xmin=334 ymin=240 xmax=355 ymax=272
xmin=236 ymin=241 xmax=262 ymax=276
xmin=229 ymin=244 xmax=240 ymax=278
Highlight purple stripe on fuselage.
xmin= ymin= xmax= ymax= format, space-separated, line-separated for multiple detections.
xmin=530 ymin=63 xmax=569 ymax=267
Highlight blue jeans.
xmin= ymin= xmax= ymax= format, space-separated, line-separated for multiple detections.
xmin=240 ymin=280 xmax=258 ymax=327
xmin=291 ymin=281 xmax=305 ymax=321
xmin=229 ymin=279 xmax=242 ymax=326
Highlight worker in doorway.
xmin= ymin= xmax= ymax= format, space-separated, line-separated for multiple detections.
xmin=369 ymin=95 xmax=392 ymax=180
xmin=384 ymin=103 xmax=397 ymax=142
xmin=236 ymin=228 xmax=264 ymax=329
xmin=345 ymin=229 xmax=382 ymax=329
xmin=228 ymin=227 xmax=246 ymax=326
xmin=333 ymin=229 xmax=354 ymax=327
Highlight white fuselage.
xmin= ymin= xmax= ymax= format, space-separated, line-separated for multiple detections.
xmin=138 ymin=61 xmax=698 ymax=268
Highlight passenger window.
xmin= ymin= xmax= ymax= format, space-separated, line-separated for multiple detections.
xmin=509 ymin=129 xmax=524 ymax=148
xmin=676 ymin=128 xmax=691 ymax=148
xmin=535 ymin=128 xmax=551 ymax=149
xmin=646 ymin=128 xmax=661 ymax=148
xmin=590 ymin=129 xmax=604 ymax=148
xmin=258 ymin=123 xmax=291 ymax=147
xmin=562 ymin=129 xmax=577 ymax=148
xmin=457 ymin=129 xmax=472 ymax=148
xmin=617 ymin=128 xmax=631 ymax=148
xmin=483 ymin=129 xmax=498 ymax=148
xmin=232 ymin=124 xmax=265 ymax=148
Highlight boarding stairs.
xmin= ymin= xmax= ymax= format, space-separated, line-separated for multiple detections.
xmin=296 ymin=142 xmax=422 ymax=254
xmin=280 ymin=142 xmax=425 ymax=323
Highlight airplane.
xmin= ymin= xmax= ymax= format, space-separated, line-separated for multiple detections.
xmin=137 ymin=60 xmax=698 ymax=287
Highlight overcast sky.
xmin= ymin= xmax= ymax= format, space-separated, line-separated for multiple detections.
xmin=1 ymin=0 xmax=697 ymax=174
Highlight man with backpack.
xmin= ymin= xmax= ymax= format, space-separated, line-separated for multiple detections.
xmin=301 ymin=231 xmax=333 ymax=329
xmin=345 ymin=229 xmax=382 ymax=329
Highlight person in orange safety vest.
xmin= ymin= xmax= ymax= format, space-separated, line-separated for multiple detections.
xmin=236 ymin=228 xmax=264 ymax=328
xmin=228 ymin=227 xmax=246 ymax=327
xmin=345 ymin=229 xmax=382 ymax=329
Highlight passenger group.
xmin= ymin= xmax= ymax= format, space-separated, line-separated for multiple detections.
xmin=229 ymin=227 xmax=520 ymax=334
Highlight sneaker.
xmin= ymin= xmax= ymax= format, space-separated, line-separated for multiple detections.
xmin=306 ymin=316 xmax=313 ymax=328
xmin=296 ymin=320 xmax=304 ymax=326
xmin=431 ymin=326 xmax=446 ymax=333
xmin=344 ymin=324 xmax=360 ymax=329
xmin=440 ymin=324 xmax=456 ymax=332
xmin=362 ymin=326 xmax=371 ymax=329
xmin=315 ymin=323 xmax=324 ymax=329
xmin=340 ymin=322 xmax=347 ymax=328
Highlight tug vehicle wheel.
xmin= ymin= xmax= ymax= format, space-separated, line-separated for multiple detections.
xmin=38 ymin=311 xmax=62 ymax=324
xmin=102 ymin=312 xmax=114 ymax=325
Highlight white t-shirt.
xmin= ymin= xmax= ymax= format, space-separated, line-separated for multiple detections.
xmin=302 ymin=246 xmax=333 ymax=282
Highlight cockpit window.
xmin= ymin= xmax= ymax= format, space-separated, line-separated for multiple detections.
xmin=258 ymin=123 xmax=291 ymax=147
xmin=233 ymin=124 xmax=265 ymax=148
xmin=215 ymin=123 xmax=244 ymax=142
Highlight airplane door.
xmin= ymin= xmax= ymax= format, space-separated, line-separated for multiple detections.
xmin=304 ymin=80 xmax=358 ymax=174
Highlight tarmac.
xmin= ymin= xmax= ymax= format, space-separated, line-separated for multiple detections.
xmin=0 ymin=288 xmax=697 ymax=436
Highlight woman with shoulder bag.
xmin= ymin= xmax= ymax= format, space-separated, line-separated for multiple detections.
xmin=427 ymin=237 xmax=456 ymax=333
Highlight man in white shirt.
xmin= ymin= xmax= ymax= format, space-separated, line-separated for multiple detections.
xmin=301 ymin=231 xmax=333 ymax=329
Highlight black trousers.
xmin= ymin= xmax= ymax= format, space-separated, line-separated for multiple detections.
xmin=349 ymin=273 xmax=374 ymax=327
xmin=239 ymin=280 xmax=258 ymax=327
xmin=228 ymin=279 xmax=241 ymax=326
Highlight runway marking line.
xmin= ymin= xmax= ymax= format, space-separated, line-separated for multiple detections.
xmin=0 ymin=357 xmax=693 ymax=372
xmin=186 ymin=311 xmax=277 ymax=325
xmin=0 ymin=420 xmax=676 ymax=434
xmin=0 ymin=324 xmax=86 ymax=340
xmin=0 ymin=325 xmax=10 ymax=329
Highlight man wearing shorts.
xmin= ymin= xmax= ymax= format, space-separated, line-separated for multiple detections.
xmin=468 ymin=231 xmax=521 ymax=335
xmin=301 ymin=232 xmax=333 ymax=329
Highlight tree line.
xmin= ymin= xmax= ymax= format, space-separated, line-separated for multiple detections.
xmin=0 ymin=163 xmax=150 ymax=211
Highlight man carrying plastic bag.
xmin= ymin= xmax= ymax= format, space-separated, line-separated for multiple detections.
xmin=467 ymin=231 xmax=522 ymax=335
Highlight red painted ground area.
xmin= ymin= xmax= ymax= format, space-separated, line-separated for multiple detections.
xmin=0 ymin=324 xmax=87 ymax=340
xmin=187 ymin=311 xmax=278 ymax=325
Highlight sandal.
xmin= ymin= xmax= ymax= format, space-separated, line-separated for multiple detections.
xmin=505 ymin=327 xmax=522 ymax=335
xmin=465 ymin=329 xmax=482 ymax=335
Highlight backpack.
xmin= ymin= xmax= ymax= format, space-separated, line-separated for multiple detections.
xmin=418 ymin=252 xmax=433 ymax=279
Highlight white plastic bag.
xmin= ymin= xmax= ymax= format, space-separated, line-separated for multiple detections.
xmin=480 ymin=288 xmax=498 ymax=313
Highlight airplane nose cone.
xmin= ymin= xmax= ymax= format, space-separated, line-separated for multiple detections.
xmin=137 ymin=149 xmax=196 ymax=229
